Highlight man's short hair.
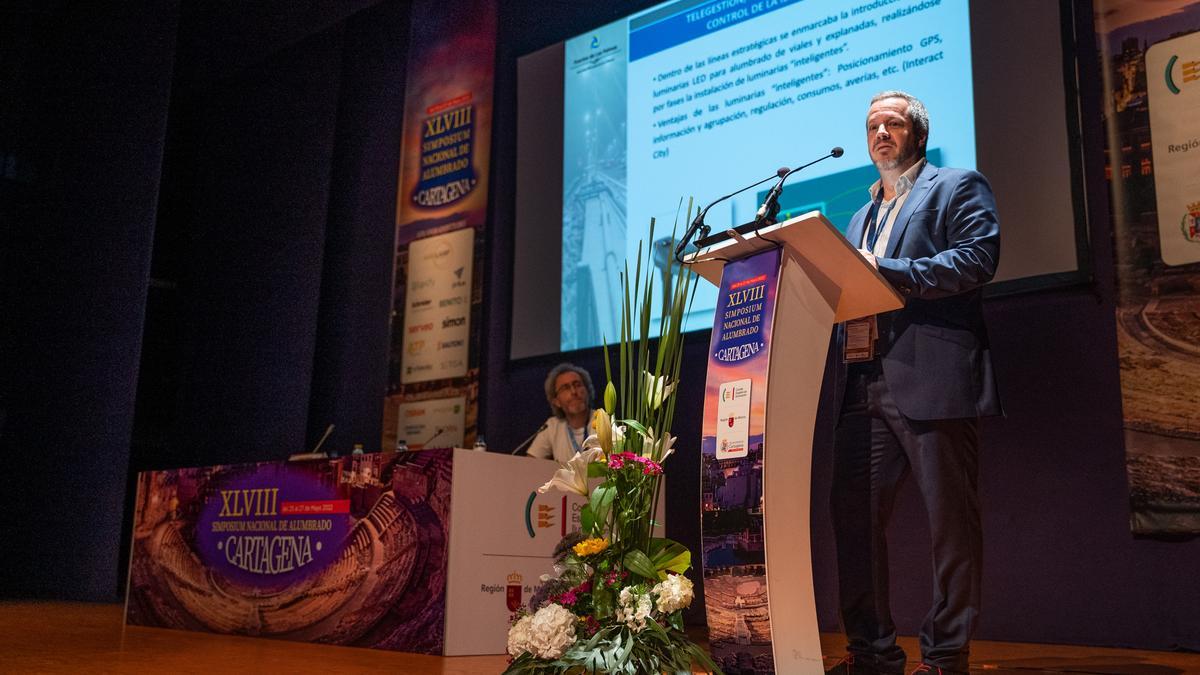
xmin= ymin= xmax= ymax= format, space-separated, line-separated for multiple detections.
xmin=870 ymin=90 xmax=930 ymax=154
xmin=544 ymin=362 xmax=595 ymax=417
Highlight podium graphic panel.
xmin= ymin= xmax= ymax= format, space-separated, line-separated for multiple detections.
xmin=700 ymin=248 xmax=781 ymax=673
xmin=693 ymin=210 xmax=900 ymax=673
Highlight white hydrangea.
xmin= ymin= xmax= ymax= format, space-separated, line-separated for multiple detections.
xmin=506 ymin=615 xmax=534 ymax=658
xmin=615 ymin=587 xmax=654 ymax=633
xmin=526 ymin=603 xmax=578 ymax=659
xmin=652 ymin=574 xmax=694 ymax=614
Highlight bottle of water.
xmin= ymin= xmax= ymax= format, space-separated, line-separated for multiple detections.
xmin=473 ymin=435 xmax=487 ymax=452
xmin=395 ymin=438 xmax=409 ymax=452
xmin=352 ymin=443 xmax=364 ymax=456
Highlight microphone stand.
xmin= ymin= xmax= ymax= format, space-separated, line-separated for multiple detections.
xmin=421 ymin=427 xmax=446 ymax=449
xmin=288 ymin=423 xmax=335 ymax=461
xmin=675 ymin=168 xmax=790 ymax=265
xmin=510 ymin=422 xmax=549 ymax=456
xmin=754 ymin=146 xmax=844 ymax=227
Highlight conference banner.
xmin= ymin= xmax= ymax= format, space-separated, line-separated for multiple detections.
xmin=125 ymin=449 xmax=454 ymax=653
xmin=1096 ymin=0 xmax=1200 ymax=534
xmin=384 ymin=0 xmax=496 ymax=452
xmin=699 ymin=248 xmax=781 ymax=673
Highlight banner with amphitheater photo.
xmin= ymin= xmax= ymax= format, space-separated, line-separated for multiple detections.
xmin=1097 ymin=0 xmax=1200 ymax=534
xmin=125 ymin=449 xmax=454 ymax=653
xmin=700 ymin=248 xmax=781 ymax=672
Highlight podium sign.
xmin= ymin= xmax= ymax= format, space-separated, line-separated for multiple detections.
xmin=701 ymin=248 xmax=781 ymax=669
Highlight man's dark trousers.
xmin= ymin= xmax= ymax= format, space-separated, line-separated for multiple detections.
xmin=831 ymin=361 xmax=981 ymax=674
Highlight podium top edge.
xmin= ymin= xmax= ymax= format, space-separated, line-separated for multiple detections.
xmin=683 ymin=211 xmax=829 ymax=265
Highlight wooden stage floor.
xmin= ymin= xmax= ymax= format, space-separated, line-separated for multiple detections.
xmin=1 ymin=602 xmax=1196 ymax=674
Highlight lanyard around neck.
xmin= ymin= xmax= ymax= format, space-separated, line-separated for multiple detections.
xmin=566 ymin=423 xmax=584 ymax=453
xmin=864 ymin=192 xmax=899 ymax=254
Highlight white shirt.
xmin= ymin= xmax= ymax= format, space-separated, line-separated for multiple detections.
xmin=526 ymin=413 xmax=596 ymax=464
xmin=863 ymin=158 xmax=926 ymax=256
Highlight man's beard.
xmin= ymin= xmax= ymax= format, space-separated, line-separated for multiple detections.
xmin=873 ymin=140 xmax=919 ymax=171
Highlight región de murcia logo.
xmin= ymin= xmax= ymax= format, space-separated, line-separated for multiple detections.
xmin=1182 ymin=201 xmax=1200 ymax=243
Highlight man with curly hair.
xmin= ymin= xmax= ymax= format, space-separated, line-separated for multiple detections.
xmin=526 ymin=363 xmax=598 ymax=463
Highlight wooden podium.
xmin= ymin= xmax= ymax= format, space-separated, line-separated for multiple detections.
xmin=688 ymin=212 xmax=902 ymax=674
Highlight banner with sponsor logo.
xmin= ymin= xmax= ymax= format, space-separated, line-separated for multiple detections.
xmin=126 ymin=449 xmax=588 ymax=655
xmin=384 ymin=0 xmax=496 ymax=451
xmin=401 ymin=227 xmax=474 ymax=385
xmin=1097 ymin=1 xmax=1200 ymax=534
xmin=699 ymin=248 xmax=781 ymax=672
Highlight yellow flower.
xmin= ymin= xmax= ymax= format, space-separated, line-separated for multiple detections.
xmin=586 ymin=409 xmax=625 ymax=456
xmin=572 ymin=537 xmax=610 ymax=557
xmin=593 ymin=409 xmax=612 ymax=454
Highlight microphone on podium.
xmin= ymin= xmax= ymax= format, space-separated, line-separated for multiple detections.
xmin=510 ymin=422 xmax=550 ymax=456
xmin=675 ymin=167 xmax=790 ymax=263
xmin=422 ymin=427 xmax=446 ymax=448
xmin=755 ymin=146 xmax=844 ymax=225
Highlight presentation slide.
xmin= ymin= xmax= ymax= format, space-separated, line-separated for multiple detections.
xmin=512 ymin=0 xmax=1081 ymax=359
xmin=561 ymin=0 xmax=971 ymax=352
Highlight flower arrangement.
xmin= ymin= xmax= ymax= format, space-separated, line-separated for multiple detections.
xmin=504 ymin=216 xmax=722 ymax=674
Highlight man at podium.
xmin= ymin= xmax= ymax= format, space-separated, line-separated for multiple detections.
xmin=526 ymin=362 xmax=598 ymax=463
xmin=827 ymin=91 xmax=1001 ymax=675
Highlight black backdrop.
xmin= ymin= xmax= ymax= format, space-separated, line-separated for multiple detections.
xmin=0 ymin=0 xmax=1195 ymax=652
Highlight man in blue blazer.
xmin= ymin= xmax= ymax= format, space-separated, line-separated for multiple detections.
xmin=826 ymin=91 xmax=1001 ymax=675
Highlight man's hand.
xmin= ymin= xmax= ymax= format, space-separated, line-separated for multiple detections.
xmin=858 ymin=248 xmax=878 ymax=269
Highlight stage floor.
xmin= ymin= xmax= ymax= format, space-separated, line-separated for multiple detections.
xmin=1 ymin=602 xmax=1196 ymax=674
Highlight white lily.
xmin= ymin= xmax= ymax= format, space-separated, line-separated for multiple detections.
xmin=643 ymin=372 xmax=676 ymax=411
xmin=611 ymin=421 xmax=626 ymax=454
xmin=638 ymin=427 xmax=677 ymax=461
xmin=538 ymin=448 xmax=605 ymax=496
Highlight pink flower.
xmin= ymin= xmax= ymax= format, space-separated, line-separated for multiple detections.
xmin=608 ymin=452 xmax=663 ymax=475
xmin=580 ymin=614 xmax=601 ymax=636
xmin=605 ymin=570 xmax=629 ymax=587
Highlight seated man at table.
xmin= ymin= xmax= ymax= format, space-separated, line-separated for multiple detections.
xmin=526 ymin=363 xmax=597 ymax=463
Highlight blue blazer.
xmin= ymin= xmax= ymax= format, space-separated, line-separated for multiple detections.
xmin=840 ymin=161 xmax=1002 ymax=420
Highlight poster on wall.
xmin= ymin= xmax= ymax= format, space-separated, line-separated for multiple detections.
xmin=384 ymin=0 xmax=496 ymax=452
xmin=1146 ymin=31 xmax=1200 ymax=267
xmin=1097 ymin=0 xmax=1200 ymax=534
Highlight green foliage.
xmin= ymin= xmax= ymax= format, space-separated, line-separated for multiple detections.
xmin=621 ymin=549 xmax=658 ymax=582
xmin=502 ymin=621 xmax=724 ymax=675
xmin=649 ymin=538 xmax=691 ymax=577
xmin=589 ymin=484 xmax=616 ymax=535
